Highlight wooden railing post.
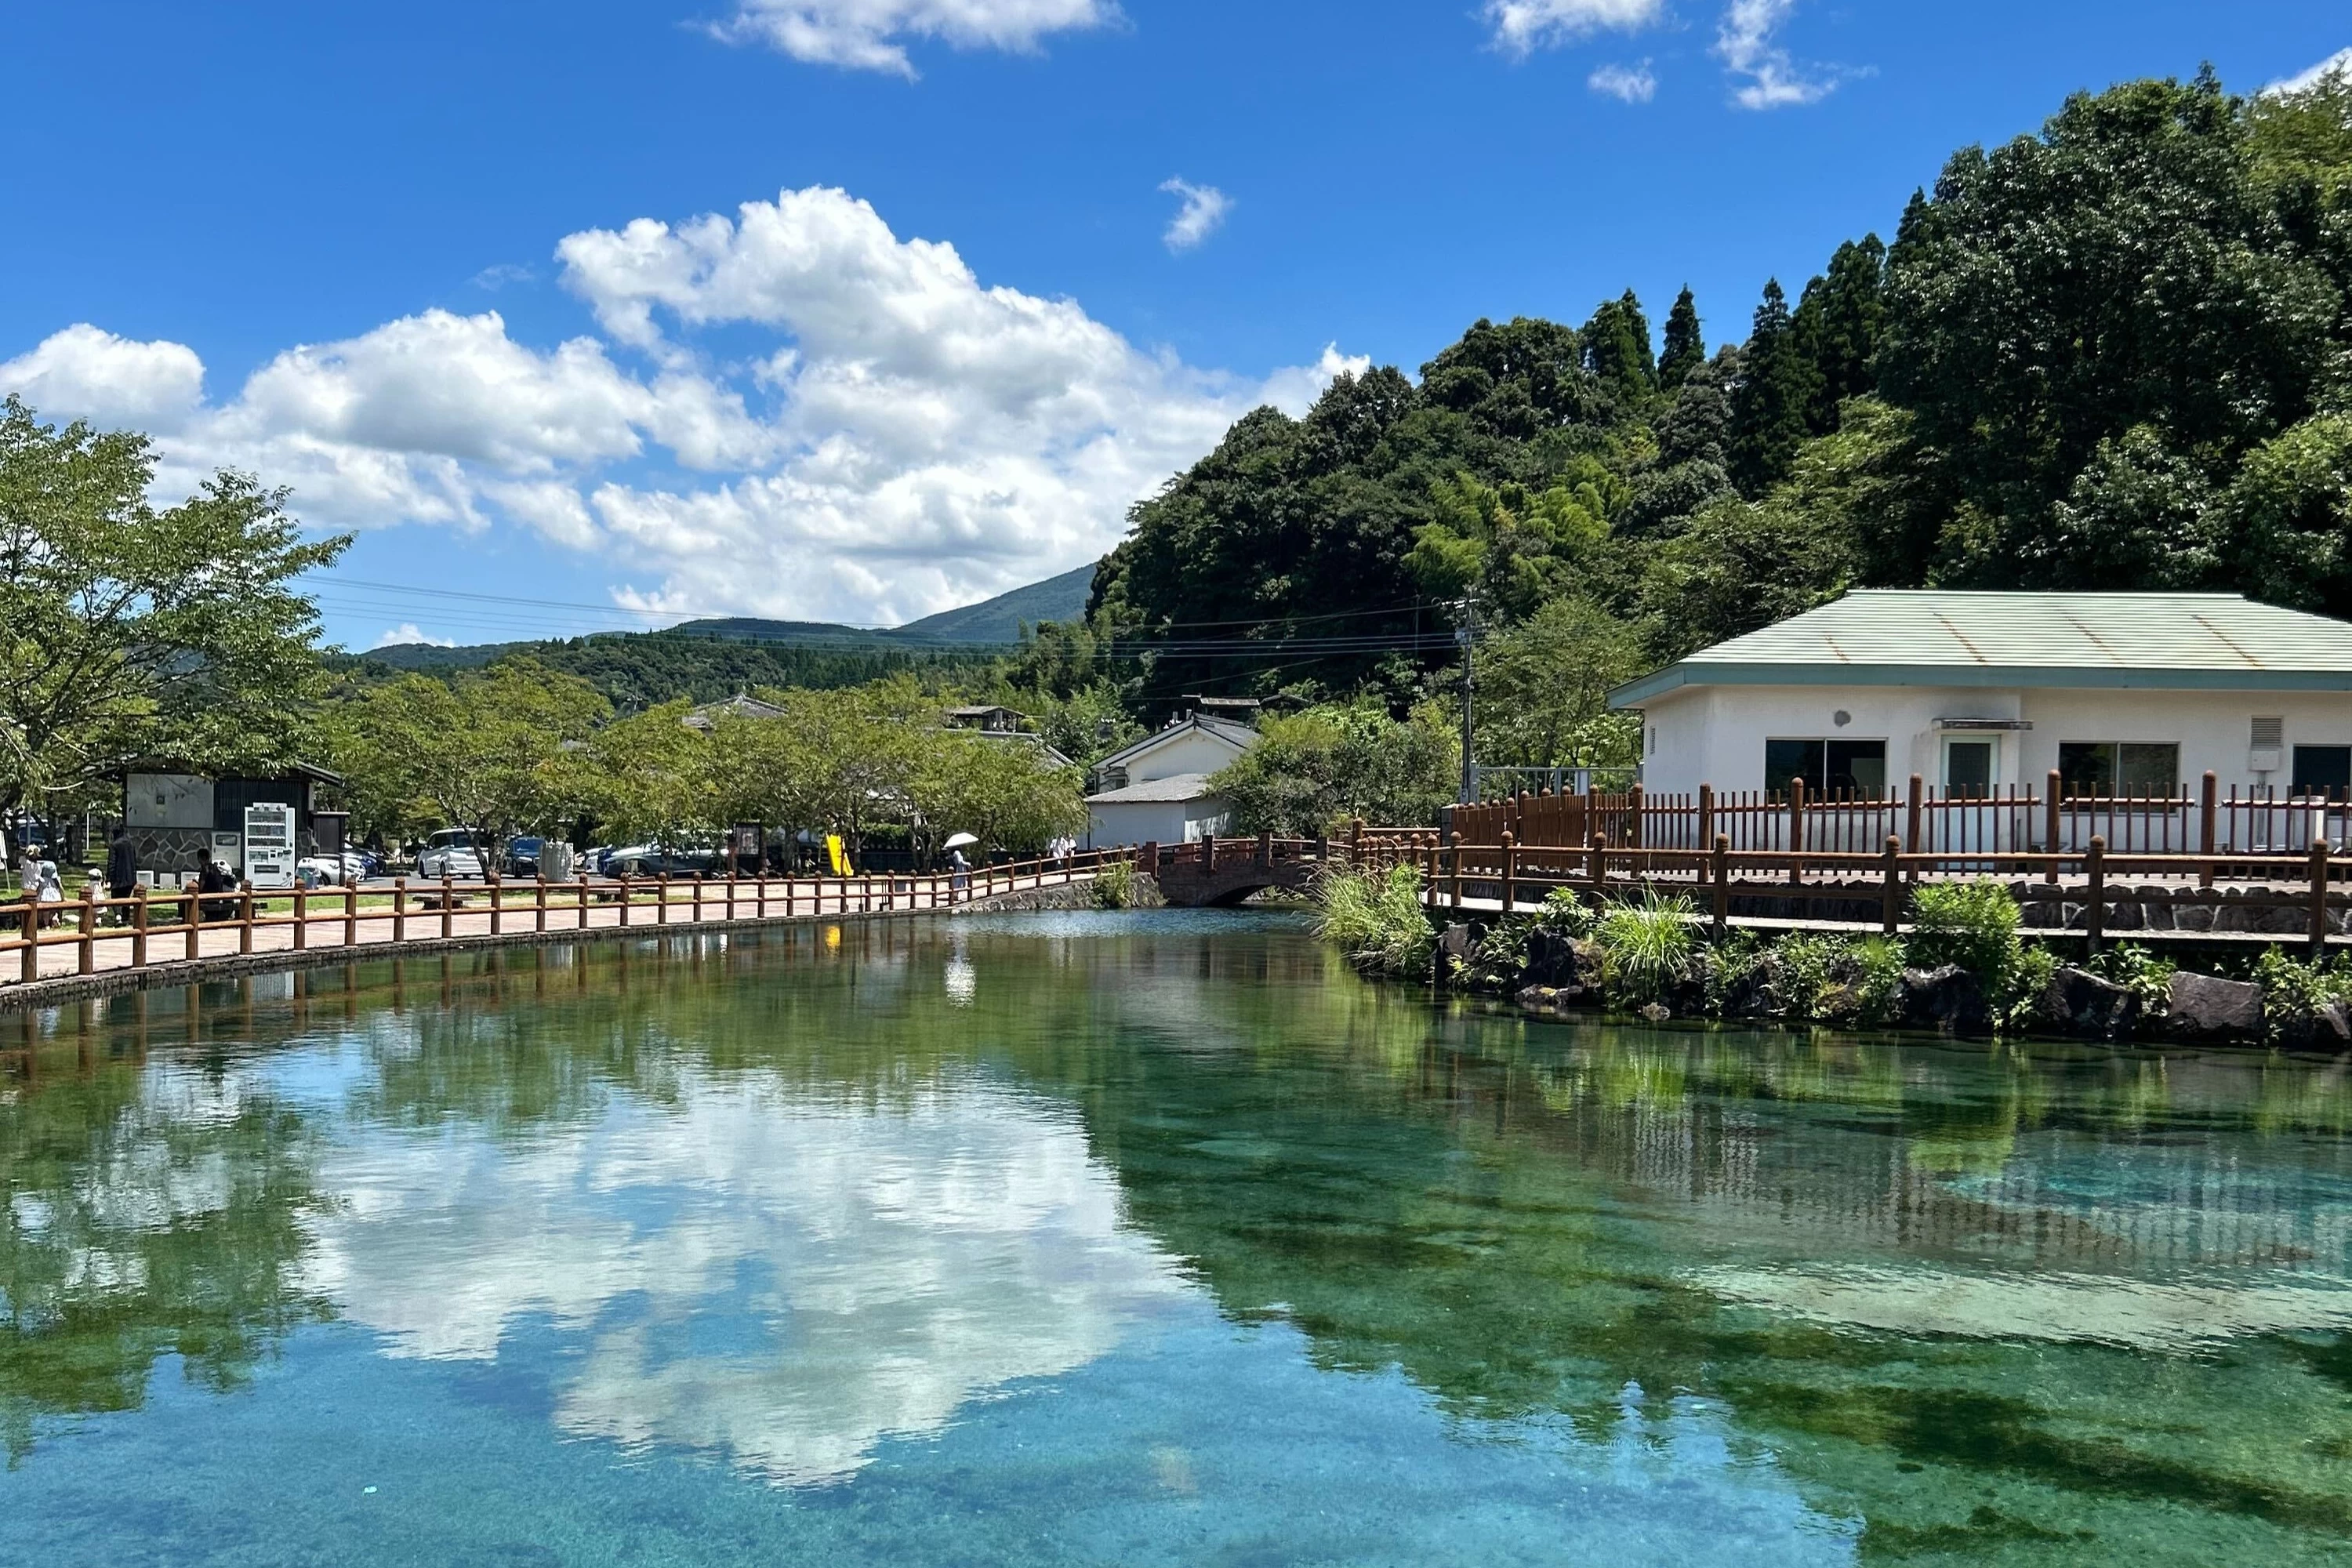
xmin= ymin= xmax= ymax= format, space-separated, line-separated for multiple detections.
xmin=1788 ymin=777 xmax=1806 ymax=887
xmin=345 ymin=881 xmax=359 ymax=948
xmin=533 ymin=873 xmax=547 ymax=933
xmin=579 ymin=870 xmax=592 ymax=929
xmin=239 ymin=883 xmax=254 ymax=955
xmin=2045 ymin=770 xmax=2063 ymax=884
xmin=186 ymin=881 xmax=203 ymax=962
xmin=78 ymin=884 xmax=96 ymax=975
xmin=1588 ymin=833 xmax=1606 ymax=900
xmin=1907 ymin=773 xmax=1924 ymax=855
xmin=1448 ymin=832 xmax=1463 ymax=910
xmin=619 ymin=873 xmax=633 ymax=927
xmin=2201 ymin=771 xmax=2220 ymax=889
xmin=1627 ymin=783 xmax=1644 ymax=850
xmin=1881 ymin=835 xmax=1902 ymax=936
xmin=692 ymin=873 xmax=706 ymax=924
xmin=1499 ymin=831 xmax=1516 ymax=913
xmin=1697 ymin=784 xmax=1714 ymax=852
xmin=394 ymin=877 xmax=408 ymax=942
xmin=1348 ymin=818 xmax=1364 ymax=866
xmin=441 ymin=876 xmax=455 ymax=940
xmin=2085 ymin=835 xmax=2107 ymax=955
xmin=1711 ymin=834 xmax=1730 ymax=939
xmin=132 ymin=884 xmax=150 ymax=968
xmin=2312 ymin=839 xmax=2332 ymax=957
xmin=292 ymin=884 xmax=309 ymax=950
xmin=17 ymin=890 xmax=35 ymax=984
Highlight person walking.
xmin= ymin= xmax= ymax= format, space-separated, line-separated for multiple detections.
xmin=106 ymin=825 xmax=138 ymax=926
xmin=948 ymin=846 xmax=971 ymax=901
xmin=34 ymin=858 xmax=65 ymax=928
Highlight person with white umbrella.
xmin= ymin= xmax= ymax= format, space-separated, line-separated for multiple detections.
xmin=942 ymin=832 xmax=977 ymax=899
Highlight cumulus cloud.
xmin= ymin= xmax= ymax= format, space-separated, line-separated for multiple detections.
xmin=713 ymin=0 xmax=1115 ymax=78
xmin=4 ymin=186 xmax=1358 ymax=626
xmin=2266 ymin=47 xmax=2352 ymax=96
xmin=0 ymin=323 xmax=205 ymax=430
xmin=1715 ymin=0 xmax=1836 ymax=109
xmin=1588 ymin=60 xmax=1657 ymax=102
xmin=1159 ymin=178 xmax=1232 ymax=252
xmin=371 ymin=623 xmax=456 ymax=649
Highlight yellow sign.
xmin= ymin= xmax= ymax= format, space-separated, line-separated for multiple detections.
xmin=824 ymin=834 xmax=849 ymax=875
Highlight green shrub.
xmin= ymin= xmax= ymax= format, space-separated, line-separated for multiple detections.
xmin=1316 ymin=865 xmax=1436 ymax=977
xmin=1852 ymin=936 xmax=1907 ymax=1025
xmin=1998 ymin=945 xmax=2059 ymax=1031
xmin=2253 ymin=949 xmax=2352 ymax=1039
xmin=1700 ymin=931 xmax=1766 ymax=1018
xmin=1092 ymin=861 xmax=1138 ymax=909
xmin=1594 ymin=887 xmax=1697 ymax=1006
xmin=2085 ymin=943 xmax=2176 ymax=1015
xmin=1770 ymin=934 xmax=1841 ymax=1021
xmin=1908 ymin=880 xmax=2023 ymax=979
xmin=1535 ymin=886 xmax=1595 ymax=938
xmin=1465 ymin=920 xmax=1532 ymax=991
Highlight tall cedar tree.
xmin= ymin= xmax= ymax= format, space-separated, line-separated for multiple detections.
xmin=1581 ymin=291 xmax=1657 ymax=410
xmin=1789 ymin=236 xmax=1888 ymax=434
xmin=1726 ymin=280 xmax=1820 ymax=496
xmin=1657 ymin=288 xmax=1706 ymax=392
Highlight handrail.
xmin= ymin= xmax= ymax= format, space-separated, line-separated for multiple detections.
xmin=2 ymin=844 xmax=1185 ymax=990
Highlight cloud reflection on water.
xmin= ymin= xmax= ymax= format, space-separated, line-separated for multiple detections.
xmin=302 ymin=1073 xmax=1191 ymax=1485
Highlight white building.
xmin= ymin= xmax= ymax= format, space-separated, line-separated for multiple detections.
xmin=1610 ymin=591 xmax=2352 ymax=800
xmin=1082 ymin=717 xmax=1257 ymax=850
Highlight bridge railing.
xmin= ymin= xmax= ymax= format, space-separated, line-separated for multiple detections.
xmin=2 ymin=849 xmax=1138 ymax=991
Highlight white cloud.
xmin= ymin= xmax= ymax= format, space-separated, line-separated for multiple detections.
xmin=1714 ymin=0 xmax=1835 ymax=109
xmin=1159 ymin=178 xmax=1232 ymax=252
xmin=3 ymin=186 xmax=1357 ymax=628
xmin=713 ymin=0 xmax=1115 ymax=78
xmin=1483 ymin=0 xmax=1664 ymax=57
xmin=0 ymin=323 xmax=205 ymax=430
xmin=2265 ymin=47 xmax=2352 ymax=96
xmin=471 ymin=263 xmax=535 ymax=290
xmin=1588 ymin=60 xmax=1657 ymax=103
xmin=370 ymin=623 xmax=456 ymax=649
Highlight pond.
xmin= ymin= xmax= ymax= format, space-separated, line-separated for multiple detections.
xmin=2 ymin=911 xmax=2350 ymax=1565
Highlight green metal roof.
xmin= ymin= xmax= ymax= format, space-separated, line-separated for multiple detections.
xmin=1609 ymin=591 xmax=2352 ymax=708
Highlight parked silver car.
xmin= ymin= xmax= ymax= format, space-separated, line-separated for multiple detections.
xmin=416 ymin=829 xmax=487 ymax=880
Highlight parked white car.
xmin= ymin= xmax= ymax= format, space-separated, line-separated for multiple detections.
xmin=296 ymin=851 xmax=372 ymax=885
xmin=416 ymin=829 xmax=487 ymax=880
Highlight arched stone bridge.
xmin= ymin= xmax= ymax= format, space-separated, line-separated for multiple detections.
xmin=1148 ymin=836 xmax=1327 ymax=907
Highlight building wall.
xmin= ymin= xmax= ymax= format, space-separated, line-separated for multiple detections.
xmin=1116 ymin=729 xmax=1248 ymax=785
xmin=1084 ymin=797 xmax=1232 ymax=851
xmin=1637 ymin=684 xmax=2352 ymax=797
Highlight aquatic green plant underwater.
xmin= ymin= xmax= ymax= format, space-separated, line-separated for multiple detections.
xmin=2 ymin=913 xmax=2352 ymax=1565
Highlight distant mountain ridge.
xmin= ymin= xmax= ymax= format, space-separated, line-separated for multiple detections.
xmin=358 ymin=562 xmax=1096 ymax=673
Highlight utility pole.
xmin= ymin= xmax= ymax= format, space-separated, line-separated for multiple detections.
xmin=1455 ymin=599 xmax=1478 ymax=806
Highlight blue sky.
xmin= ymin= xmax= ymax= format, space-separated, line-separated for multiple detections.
xmin=3 ymin=2 xmax=2345 ymax=651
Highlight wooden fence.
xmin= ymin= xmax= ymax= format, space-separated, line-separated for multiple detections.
xmin=1436 ymin=772 xmax=2352 ymax=859
xmin=1348 ymin=827 xmax=2351 ymax=953
xmin=2 ymin=851 xmax=1134 ymax=990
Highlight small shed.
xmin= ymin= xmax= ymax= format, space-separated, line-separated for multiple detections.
xmin=120 ymin=763 xmax=346 ymax=877
xmin=945 ymin=705 xmax=1025 ymax=734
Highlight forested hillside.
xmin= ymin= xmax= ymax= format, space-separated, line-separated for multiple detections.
xmin=1088 ymin=67 xmax=2352 ymax=770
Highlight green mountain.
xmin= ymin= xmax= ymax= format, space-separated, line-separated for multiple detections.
xmin=891 ymin=563 xmax=1096 ymax=644
xmin=350 ymin=563 xmax=1098 ymax=704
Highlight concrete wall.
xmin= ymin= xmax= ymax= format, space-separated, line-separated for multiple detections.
xmin=1637 ymin=684 xmax=2352 ymax=798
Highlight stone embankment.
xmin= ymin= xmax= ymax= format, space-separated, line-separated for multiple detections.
xmin=1443 ymin=923 xmax=2303 ymax=1047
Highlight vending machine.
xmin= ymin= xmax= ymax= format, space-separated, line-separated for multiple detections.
xmin=244 ymin=803 xmax=296 ymax=890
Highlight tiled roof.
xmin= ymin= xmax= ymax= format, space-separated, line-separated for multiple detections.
xmin=1084 ymin=772 xmax=1221 ymax=804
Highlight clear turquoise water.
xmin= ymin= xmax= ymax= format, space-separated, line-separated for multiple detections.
xmin=3 ymin=912 xmax=2350 ymax=1564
